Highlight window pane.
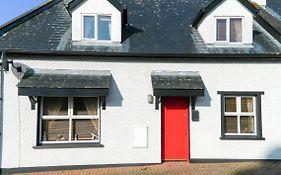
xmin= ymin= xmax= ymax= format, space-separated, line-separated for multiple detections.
xmin=216 ymin=19 xmax=227 ymax=41
xmin=225 ymin=97 xmax=236 ymax=112
xmin=72 ymin=119 xmax=99 ymax=141
xmin=241 ymin=97 xmax=253 ymax=112
xmin=224 ymin=116 xmax=238 ymax=133
xmin=98 ymin=16 xmax=111 ymax=40
xmin=84 ymin=16 xmax=95 ymax=39
xmin=42 ymin=120 xmax=69 ymax=141
xmin=43 ymin=97 xmax=68 ymax=115
xmin=73 ymin=97 xmax=98 ymax=115
xmin=230 ymin=18 xmax=242 ymax=42
xmin=240 ymin=116 xmax=255 ymax=133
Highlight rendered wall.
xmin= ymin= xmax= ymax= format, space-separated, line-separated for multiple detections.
xmin=2 ymin=57 xmax=281 ymax=168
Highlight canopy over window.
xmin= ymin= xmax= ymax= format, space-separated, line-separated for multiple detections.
xmin=151 ymin=71 xmax=205 ymax=97
xmin=17 ymin=69 xmax=111 ymax=97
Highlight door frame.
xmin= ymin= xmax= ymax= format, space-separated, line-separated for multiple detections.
xmin=160 ymin=96 xmax=191 ymax=162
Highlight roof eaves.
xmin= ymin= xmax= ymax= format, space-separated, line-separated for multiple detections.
xmin=2 ymin=49 xmax=281 ymax=60
xmin=67 ymin=0 xmax=85 ymax=11
xmin=0 ymin=0 xmax=63 ymax=35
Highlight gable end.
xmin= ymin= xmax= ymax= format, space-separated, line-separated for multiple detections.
xmin=67 ymin=0 xmax=124 ymax=12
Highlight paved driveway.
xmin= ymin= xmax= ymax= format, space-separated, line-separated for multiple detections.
xmin=8 ymin=161 xmax=281 ymax=175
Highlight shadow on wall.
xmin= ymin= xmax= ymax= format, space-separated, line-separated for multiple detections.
xmin=234 ymin=148 xmax=281 ymax=175
xmin=195 ymin=88 xmax=212 ymax=107
xmin=106 ymin=76 xmax=123 ymax=107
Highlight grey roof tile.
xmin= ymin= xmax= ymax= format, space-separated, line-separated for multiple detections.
xmin=0 ymin=0 xmax=280 ymax=54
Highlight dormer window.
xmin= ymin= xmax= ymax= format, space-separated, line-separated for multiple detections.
xmin=216 ymin=17 xmax=243 ymax=43
xmin=69 ymin=0 xmax=125 ymax=44
xmin=83 ymin=15 xmax=112 ymax=41
xmin=194 ymin=0 xmax=253 ymax=47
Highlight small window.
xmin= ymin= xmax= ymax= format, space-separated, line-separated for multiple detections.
xmin=82 ymin=14 xmax=111 ymax=41
xmin=40 ymin=97 xmax=100 ymax=143
xmin=216 ymin=19 xmax=227 ymax=41
xmin=216 ymin=17 xmax=243 ymax=43
xmin=218 ymin=91 xmax=264 ymax=140
xmin=230 ymin=18 xmax=242 ymax=42
xmin=98 ymin=16 xmax=111 ymax=40
xmin=83 ymin=16 xmax=95 ymax=39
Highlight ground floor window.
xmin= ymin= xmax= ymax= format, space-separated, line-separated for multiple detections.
xmin=218 ymin=91 xmax=264 ymax=140
xmin=40 ymin=97 xmax=100 ymax=144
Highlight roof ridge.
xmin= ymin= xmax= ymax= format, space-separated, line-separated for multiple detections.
xmin=0 ymin=0 xmax=63 ymax=36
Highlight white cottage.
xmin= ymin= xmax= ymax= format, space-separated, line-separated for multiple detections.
xmin=0 ymin=0 xmax=281 ymax=173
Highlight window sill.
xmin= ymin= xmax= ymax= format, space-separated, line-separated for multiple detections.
xmin=220 ymin=136 xmax=265 ymax=140
xmin=33 ymin=143 xmax=104 ymax=149
xmin=72 ymin=40 xmax=121 ymax=46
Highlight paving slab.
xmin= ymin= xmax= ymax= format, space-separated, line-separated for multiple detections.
xmin=7 ymin=161 xmax=281 ymax=175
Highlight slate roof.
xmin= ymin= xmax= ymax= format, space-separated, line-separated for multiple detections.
xmin=0 ymin=0 xmax=281 ymax=54
xmin=18 ymin=69 xmax=111 ymax=89
xmin=151 ymin=71 xmax=205 ymax=90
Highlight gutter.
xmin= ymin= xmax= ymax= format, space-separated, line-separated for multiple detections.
xmin=2 ymin=50 xmax=281 ymax=61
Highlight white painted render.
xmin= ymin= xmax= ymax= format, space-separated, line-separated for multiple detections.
xmin=71 ymin=0 xmax=122 ymax=42
xmin=198 ymin=0 xmax=253 ymax=45
xmin=250 ymin=0 xmax=267 ymax=7
xmin=2 ymin=58 xmax=281 ymax=168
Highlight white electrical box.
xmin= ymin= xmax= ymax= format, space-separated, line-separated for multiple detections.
xmin=132 ymin=127 xmax=148 ymax=148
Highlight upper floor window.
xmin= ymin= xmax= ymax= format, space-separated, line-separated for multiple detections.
xmin=83 ymin=14 xmax=111 ymax=41
xmin=216 ymin=17 xmax=242 ymax=43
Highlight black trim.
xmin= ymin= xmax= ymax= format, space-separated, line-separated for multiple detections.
xmin=155 ymin=96 xmax=160 ymax=110
xmin=33 ymin=143 xmax=104 ymax=149
xmin=2 ymin=51 xmax=281 ymax=63
xmin=218 ymin=91 xmax=264 ymax=140
xmin=153 ymin=89 xmax=204 ymax=97
xmin=18 ymin=88 xmax=109 ymax=97
xmin=220 ymin=136 xmax=265 ymax=140
xmin=1 ymin=163 xmax=159 ymax=174
xmin=218 ymin=91 xmax=265 ymax=95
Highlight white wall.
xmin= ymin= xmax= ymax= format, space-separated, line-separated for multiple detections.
xmin=3 ymin=58 xmax=281 ymax=168
xmin=72 ymin=0 xmax=122 ymax=42
xmin=198 ymin=0 xmax=253 ymax=45
xmin=250 ymin=0 xmax=266 ymax=7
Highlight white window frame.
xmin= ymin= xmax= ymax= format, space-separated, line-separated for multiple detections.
xmin=224 ymin=96 xmax=257 ymax=136
xmin=40 ymin=97 xmax=100 ymax=144
xmin=215 ymin=17 xmax=244 ymax=44
xmin=81 ymin=13 xmax=112 ymax=42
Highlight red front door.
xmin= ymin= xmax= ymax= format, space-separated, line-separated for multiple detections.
xmin=161 ymin=97 xmax=189 ymax=161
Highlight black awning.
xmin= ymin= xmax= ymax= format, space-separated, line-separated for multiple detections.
xmin=17 ymin=69 xmax=111 ymax=97
xmin=151 ymin=71 xmax=205 ymax=97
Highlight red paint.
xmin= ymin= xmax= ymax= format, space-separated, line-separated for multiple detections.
xmin=161 ymin=97 xmax=189 ymax=161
